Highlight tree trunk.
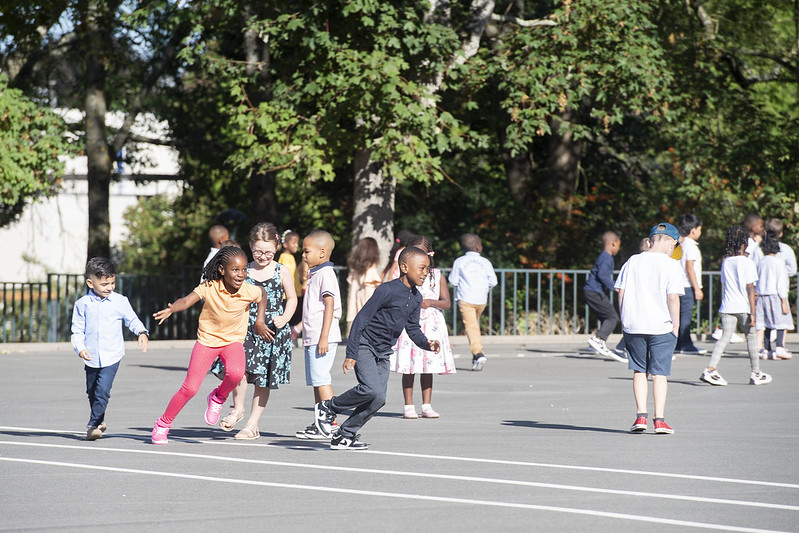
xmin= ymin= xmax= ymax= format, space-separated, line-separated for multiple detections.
xmin=541 ymin=112 xmax=581 ymax=216
xmin=250 ymin=171 xmax=278 ymax=223
xmin=84 ymin=0 xmax=113 ymax=259
xmin=351 ymin=148 xmax=395 ymax=270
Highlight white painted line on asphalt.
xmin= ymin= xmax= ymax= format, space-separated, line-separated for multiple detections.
xmin=364 ymin=450 xmax=799 ymax=490
xmin=2 ymin=426 xmax=797 ymax=490
xmin=0 ymin=455 xmax=789 ymax=533
xmin=1 ymin=440 xmax=798 ymax=513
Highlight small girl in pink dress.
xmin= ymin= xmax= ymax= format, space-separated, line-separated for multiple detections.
xmin=390 ymin=235 xmax=456 ymax=418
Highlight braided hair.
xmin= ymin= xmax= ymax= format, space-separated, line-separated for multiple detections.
xmin=202 ymin=246 xmax=248 ymax=282
xmin=406 ymin=234 xmax=434 ymax=268
xmin=724 ymin=225 xmax=749 ymax=257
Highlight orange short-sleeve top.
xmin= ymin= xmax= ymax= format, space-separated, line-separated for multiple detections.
xmin=193 ymin=279 xmax=263 ymax=347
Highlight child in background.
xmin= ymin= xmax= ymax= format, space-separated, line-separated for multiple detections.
xmin=675 ymin=214 xmax=706 ymax=355
xmin=315 ymin=247 xmax=441 ymax=450
xmin=700 ymin=226 xmax=772 ymax=387
xmin=757 ymin=236 xmax=793 ymax=360
xmin=382 ymin=229 xmax=414 ymax=281
xmin=391 ymin=235 xmax=455 ymax=418
xmin=202 ymin=224 xmax=230 ymax=269
xmin=346 ymin=237 xmax=382 ymax=335
xmin=448 ymin=233 xmax=498 ymax=371
xmin=215 ymin=223 xmax=298 ymax=440
xmin=278 ymin=230 xmax=303 ymax=346
xmin=151 ymin=246 xmax=268 ymax=444
xmin=295 ymin=230 xmax=343 ymax=440
xmin=71 ymin=257 xmax=149 ymax=441
xmin=615 ymin=223 xmax=683 ymax=435
xmin=766 ymin=218 xmax=798 ymax=277
xmin=583 ymin=231 xmax=627 ymax=362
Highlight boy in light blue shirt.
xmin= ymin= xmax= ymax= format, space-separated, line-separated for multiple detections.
xmin=448 ymin=233 xmax=497 ymax=370
xmin=71 ymin=257 xmax=149 ymax=440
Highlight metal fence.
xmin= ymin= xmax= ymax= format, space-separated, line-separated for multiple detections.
xmin=2 ymin=267 xmax=735 ymax=344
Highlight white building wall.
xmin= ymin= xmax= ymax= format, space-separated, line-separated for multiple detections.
xmin=0 ymin=111 xmax=181 ymax=283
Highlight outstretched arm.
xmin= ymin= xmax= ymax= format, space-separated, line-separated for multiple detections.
xmin=153 ymin=292 xmax=201 ymax=324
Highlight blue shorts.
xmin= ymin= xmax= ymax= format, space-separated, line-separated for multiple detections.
xmin=304 ymin=343 xmax=338 ymax=386
xmin=623 ymin=332 xmax=677 ymax=376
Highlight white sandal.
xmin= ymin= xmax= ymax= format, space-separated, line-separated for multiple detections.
xmin=234 ymin=425 xmax=260 ymax=440
xmin=219 ymin=409 xmax=244 ymax=431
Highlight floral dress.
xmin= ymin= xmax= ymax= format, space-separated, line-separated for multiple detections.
xmin=390 ymin=268 xmax=456 ymax=375
xmin=211 ymin=264 xmax=292 ymax=389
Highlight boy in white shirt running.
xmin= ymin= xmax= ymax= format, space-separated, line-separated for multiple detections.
xmin=615 ymin=223 xmax=684 ymax=435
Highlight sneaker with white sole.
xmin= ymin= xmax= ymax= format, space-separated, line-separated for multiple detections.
xmin=750 ymin=371 xmax=773 ymax=385
xmin=151 ymin=420 xmax=170 ymax=445
xmin=654 ymin=419 xmax=674 ymax=435
xmin=699 ymin=368 xmax=728 ymax=386
xmin=588 ymin=336 xmax=627 ymax=362
xmin=296 ymin=424 xmax=329 ymax=440
xmin=759 ymin=349 xmax=775 ymax=360
xmin=712 ymin=328 xmax=744 ymax=343
xmin=775 ymin=347 xmax=793 ymax=360
xmin=471 ymin=353 xmax=487 ymax=371
xmin=421 ymin=404 xmax=440 ymax=418
xmin=86 ymin=426 xmax=103 ymax=441
xmin=314 ymin=400 xmax=336 ymax=437
xmin=403 ymin=405 xmax=418 ymax=419
xmin=330 ymin=432 xmax=369 ymax=450
xmin=204 ymin=389 xmax=225 ymax=425
xmin=630 ymin=416 xmax=647 ymax=433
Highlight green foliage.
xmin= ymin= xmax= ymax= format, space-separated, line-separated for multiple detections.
xmin=0 ymin=73 xmax=71 ymax=226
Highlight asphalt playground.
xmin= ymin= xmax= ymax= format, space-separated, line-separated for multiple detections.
xmin=2 ymin=334 xmax=798 ymax=532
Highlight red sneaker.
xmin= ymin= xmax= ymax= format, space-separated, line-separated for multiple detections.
xmin=654 ymin=419 xmax=674 ymax=435
xmin=630 ymin=416 xmax=647 ymax=433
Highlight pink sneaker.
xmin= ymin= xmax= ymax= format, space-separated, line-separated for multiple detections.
xmin=204 ymin=390 xmax=225 ymax=425
xmin=151 ymin=420 xmax=170 ymax=445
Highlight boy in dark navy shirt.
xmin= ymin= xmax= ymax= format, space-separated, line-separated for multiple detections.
xmin=315 ymin=247 xmax=440 ymax=450
xmin=584 ymin=231 xmax=627 ymax=362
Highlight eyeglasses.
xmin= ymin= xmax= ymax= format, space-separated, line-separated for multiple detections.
xmin=252 ymin=250 xmax=276 ymax=258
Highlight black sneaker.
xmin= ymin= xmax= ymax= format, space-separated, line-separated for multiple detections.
xmin=471 ymin=353 xmax=487 ymax=371
xmin=314 ymin=400 xmax=336 ymax=437
xmin=296 ymin=424 xmax=328 ymax=440
xmin=330 ymin=433 xmax=369 ymax=450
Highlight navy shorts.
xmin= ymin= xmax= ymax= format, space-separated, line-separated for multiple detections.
xmin=623 ymin=332 xmax=677 ymax=376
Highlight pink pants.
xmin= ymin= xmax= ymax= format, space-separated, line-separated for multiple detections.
xmin=158 ymin=342 xmax=245 ymax=426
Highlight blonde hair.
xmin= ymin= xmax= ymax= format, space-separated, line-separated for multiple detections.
xmin=249 ymin=222 xmax=281 ymax=250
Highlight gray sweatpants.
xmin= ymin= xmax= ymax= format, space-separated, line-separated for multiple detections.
xmin=708 ymin=313 xmax=760 ymax=373
xmin=329 ymin=343 xmax=391 ymax=438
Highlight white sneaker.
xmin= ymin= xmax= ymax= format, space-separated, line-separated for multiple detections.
xmin=699 ymin=368 xmax=728 ymax=386
xmin=775 ymin=347 xmax=793 ymax=360
xmin=750 ymin=371 xmax=773 ymax=385
xmin=731 ymin=332 xmax=744 ymax=343
xmin=711 ymin=328 xmax=743 ymax=343
xmin=711 ymin=328 xmax=722 ymax=340
xmin=403 ymin=405 xmax=418 ymax=419
xmin=588 ymin=336 xmax=627 ymax=362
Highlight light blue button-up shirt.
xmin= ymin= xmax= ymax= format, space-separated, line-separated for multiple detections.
xmin=448 ymin=251 xmax=498 ymax=306
xmin=71 ymin=291 xmax=148 ymax=368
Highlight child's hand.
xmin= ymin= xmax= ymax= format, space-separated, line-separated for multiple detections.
xmin=342 ymin=358 xmax=356 ymax=374
xmin=695 ymin=288 xmax=704 ymax=301
xmin=78 ymin=350 xmax=91 ymax=361
xmin=428 ymin=340 xmax=441 ymax=353
xmin=782 ymin=300 xmax=790 ymax=315
xmin=255 ymin=320 xmax=274 ymax=342
xmin=153 ymin=305 xmax=174 ymax=325
xmin=318 ymin=339 xmax=329 ymax=356
xmin=273 ymin=316 xmax=288 ymax=330
xmin=748 ymin=313 xmax=756 ymax=328
xmin=138 ymin=333 xmax=149 ymax=353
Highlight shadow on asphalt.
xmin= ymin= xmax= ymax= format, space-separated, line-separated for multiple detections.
xmin=501 ymin=420 xmax=630 ymax=434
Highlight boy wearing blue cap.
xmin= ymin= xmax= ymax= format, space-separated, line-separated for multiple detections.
xmin=614 ymin=223 xmax=684 ymax=435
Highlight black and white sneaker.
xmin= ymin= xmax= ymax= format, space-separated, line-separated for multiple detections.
xmin=314 ymin=400 xmax=336 ymax=437
xmin=330 ymin=433 xmax=369 ymax=450
xmin=471 ymin=353 xmax=487 ymax=371
xmin=296 ymin=424 xmax=328 ymax=440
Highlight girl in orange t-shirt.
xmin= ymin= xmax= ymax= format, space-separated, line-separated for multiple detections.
xmin=150 ymin=246 xmax=268 ymax=444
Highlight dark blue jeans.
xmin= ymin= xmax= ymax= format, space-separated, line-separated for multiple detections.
xmin=676 ymin=287 xmax=697 ymax=351
xmin=329 ymin=344 xmax=390 ymax=438
xmin=85 ymin=362 xmax=120 ymax=427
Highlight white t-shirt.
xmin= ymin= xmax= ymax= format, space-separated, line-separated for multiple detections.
xmin=302 ymin=264 xmax=342 ymax=346
xmin=746 ymin=237 xmax=763 ymax=267
xmin=614 ymin=252 xmax=684 ymax=335
xmin=679 ymin=237 xmax=703 ymax=289
xmin=776 ymin=242 xmax=797 ymax=277
xmin=756 ymin=255 xmax=788 ymax=298
xmin=719 ymin=255 xmax=758 ymax=314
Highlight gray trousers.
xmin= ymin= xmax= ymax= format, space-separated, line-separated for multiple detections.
xmin=708 ymin=313 xmax=760 ymax=373
xmin=329 ymin=343 xmax=390 ymax=438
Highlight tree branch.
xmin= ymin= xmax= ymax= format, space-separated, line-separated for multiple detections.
xmin=489 ymin=13 xmax=557 ymax=28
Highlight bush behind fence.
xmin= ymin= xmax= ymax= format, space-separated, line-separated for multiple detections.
xmin=2 ymin=268 xmax=741 ymax=343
